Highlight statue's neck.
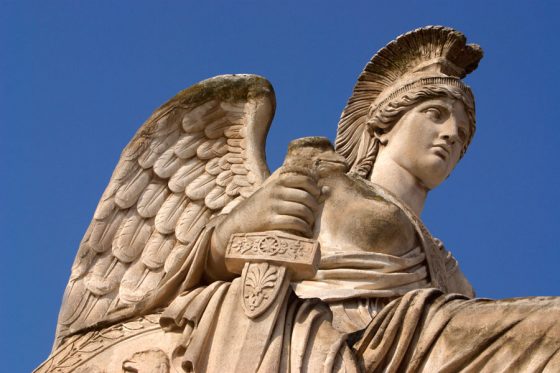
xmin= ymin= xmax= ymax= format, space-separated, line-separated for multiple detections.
xmin=368 ymin=159 xmax=428 ymax=216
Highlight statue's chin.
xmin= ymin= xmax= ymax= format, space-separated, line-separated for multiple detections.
xmin=415 ymin=158 xmax=456 ymax=190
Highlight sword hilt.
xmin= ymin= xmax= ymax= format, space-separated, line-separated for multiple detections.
xmin=224 ymin=231 xmax=320 ymax=318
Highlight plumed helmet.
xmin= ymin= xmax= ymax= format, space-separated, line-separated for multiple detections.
xmin=336 ymin=26 xmax=483 ymax=169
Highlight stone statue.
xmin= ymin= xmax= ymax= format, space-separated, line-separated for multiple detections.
xmin=36 ymin=26 xmax=560 ymax=373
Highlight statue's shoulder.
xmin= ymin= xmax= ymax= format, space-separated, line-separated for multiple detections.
xmin=334 ymin=174 xmax=474 ymax=296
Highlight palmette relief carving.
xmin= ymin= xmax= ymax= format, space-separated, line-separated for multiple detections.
xmin=225 ymin=202 xmax=323 ymax=317
xmin=227 ymin=231 xmax=320 ymax=318
xmin=37 ymin=26 xmax=560 ymax=373
xmin=241 ymin=262 xmax=284 ymax=316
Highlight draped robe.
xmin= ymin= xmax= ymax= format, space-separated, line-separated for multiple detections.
xmin=38 ymin=174 xmax=559 ymax=372
xmin=158 ymin=175 xmax=560 ymax=372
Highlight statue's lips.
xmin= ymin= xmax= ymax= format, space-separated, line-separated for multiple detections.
xmin=431 ymin=144 xmax=450 ymax=160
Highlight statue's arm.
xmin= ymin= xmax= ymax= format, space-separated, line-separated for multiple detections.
xmin=435 ymin=238 xmax=475 ymax=297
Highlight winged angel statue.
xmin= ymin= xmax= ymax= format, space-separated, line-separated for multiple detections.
xmin=37 ymin=26 xmax=560 ymax=373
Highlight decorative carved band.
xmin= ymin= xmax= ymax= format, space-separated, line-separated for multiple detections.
xmin=369 ymin=76 xmax=471 ymax=117
xmin=225 ymin=231 xmax=320 ymax=280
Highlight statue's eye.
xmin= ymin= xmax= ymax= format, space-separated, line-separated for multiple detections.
xmin=424 ymin=107 xmax=442 ymax=121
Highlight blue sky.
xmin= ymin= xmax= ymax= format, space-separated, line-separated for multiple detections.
xmin=2 ymin=1 xmax=559 ymax=371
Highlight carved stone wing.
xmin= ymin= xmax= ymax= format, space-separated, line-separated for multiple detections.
xmin=55 ymin=74 xmax=275 ymax=344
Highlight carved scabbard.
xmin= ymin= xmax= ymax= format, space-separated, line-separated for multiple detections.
xmin=224 ymin=231 xmax=320 ymax=318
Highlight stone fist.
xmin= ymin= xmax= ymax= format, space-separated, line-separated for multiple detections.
xmin=206 ymin=170 xmax=321 ymax=280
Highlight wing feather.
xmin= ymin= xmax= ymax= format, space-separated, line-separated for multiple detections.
xmin=70 ymin=244 xmax=96 ymax=280
xmin=232 ymin=174 xmax=252 ymax=187
xmin=219 ymin=156 xmax=232 ymax=171
xmin=204 ymin=116 xmax=232 ymax=139
xmin=224 ymin=124 xmax=244 ymax=139
xmin=58 ymin=282 xmax=90 ymax=326
xmin=82 ymin=295 xmax=114 ymax=326
xmin=220 ymin=101 xmax=246 ymax=113
xmin=155 ymin=193 xmax=189 ymax=234
xmin=55 ymin=75 xmax=275 ymax=345
xmin=174 ymin=132 xmax=205 ymax=159
xmin=168 ymin=159 xmax=205 ymax=193
xmin=181 ymin=100 xmax=220 ymax=133
xmin=225 ymin=181 xmax=242 ymax=197
xmin=246 ymin=170 xmax=257 ymax=184
xmin=112 ymin=159 xmax=138 ymax=182
xmin=137 ymin=180 xmax=169 ymax=218
xmin=153 ymin=147 xmax=185 ymax=179
xmin=239 ymin=186 xmax=257 ymax=198
xmin=93 ymin=198 xmax=116 ymax=221
xmin=93 ymin=182 xmax=119 ymax=220
xmin=89 ymin=210 xmax=127 ymax=254
xmin=216 ymin=169 xmax=234 ymax=187
xmin=175 ymin=200 xmax=212 ymax=244
xmin=186 ymin=173 xmax=216 ymax=200
xmin=118 ymin=260 xmax=149 ymax=304
xmin=138 ymin=130 xmax=182 ymax=168
xmin=112 ymin=212 xmax=154 ymax=263
xmin=227 ymin=144 xmax=243 ymax=154
xmin=205 ymin=185 xmax=229 ymax=210
xmin=115 ymin=168 xmax=152 ymax=209
xmin=231 ymin=164 xmax=249 ymax=175
xmin=224 ymin=154 xmax=244 ymax=164
xmin=164 ymin=243 xmax=193 ymax=273
xmin=197 ymin=137 xmax=228 ymax=159
xmin=141 ymin=232 xmax=176 ymax=270
xmin=226 ymin=138 xmax=246 ymax=148
xmin=204 ymin=157 xmax=221 ymax=176
xmin=119 ymin=260 xmax=165 ymax=304
xmin=84 ymin=254 xmax=127 ymax=296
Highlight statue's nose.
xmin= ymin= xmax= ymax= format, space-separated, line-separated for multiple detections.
xmin=439 ymin=118 xmax=461 ymax=145
xmin=440 ymin=134 xmax=456 ymax=145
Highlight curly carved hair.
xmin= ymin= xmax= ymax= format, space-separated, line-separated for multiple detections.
xmin=350 ymin=85 xmax=476 ymax=178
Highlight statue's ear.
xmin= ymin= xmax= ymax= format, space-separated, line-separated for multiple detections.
xmin=369 ymin=126 xmax=388 ymax=146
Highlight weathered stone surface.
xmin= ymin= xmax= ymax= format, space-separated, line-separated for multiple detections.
xmin=36 ymin=26 xmax=560 ymax=373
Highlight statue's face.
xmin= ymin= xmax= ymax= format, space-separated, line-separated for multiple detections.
xmin=378 ymin=96 xmax=470 ymax=189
